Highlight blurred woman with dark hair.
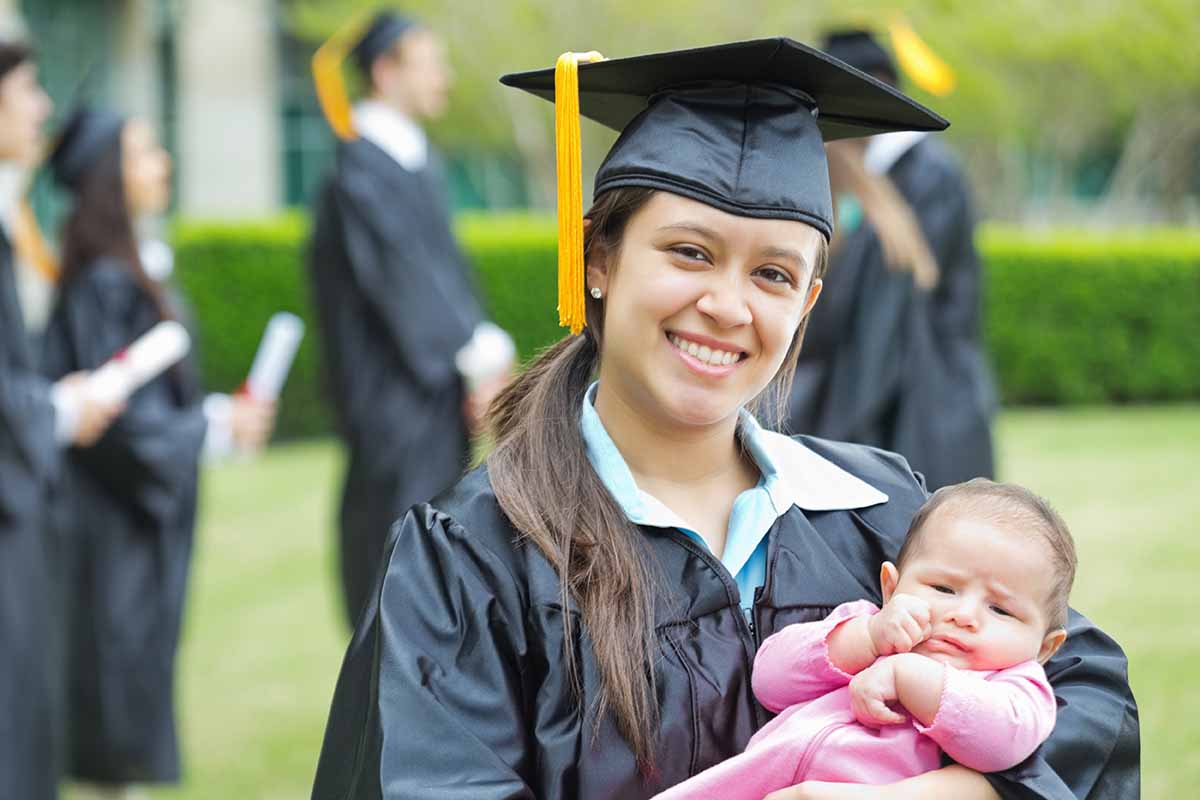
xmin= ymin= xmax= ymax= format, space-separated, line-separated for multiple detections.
xmin=42 ymin=109 xmax=275 ymax=799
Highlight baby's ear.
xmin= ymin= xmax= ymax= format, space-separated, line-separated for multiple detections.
xmin=1038 ymin=629 xmax=1067 ymax=664
xmin=879 ymin=561 xmax=900 ymax=604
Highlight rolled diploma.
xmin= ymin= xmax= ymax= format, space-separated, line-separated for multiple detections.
xmin=244 ymin=312 xmax=305 ymax=401
xmin=87 ymin=320 xmax=192 ymax=404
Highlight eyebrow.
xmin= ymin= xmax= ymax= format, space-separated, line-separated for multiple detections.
xmin=760 ymin=245 xmax=810 ymax=271
xmin=656 ymin=222 xmax=723 ymax=241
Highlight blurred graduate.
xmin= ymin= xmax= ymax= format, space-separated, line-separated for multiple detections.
xmin=787 ymin=27 xmax=995 ymax=490
xmin=311 ymin=38 xmax=1137 ymax=799
xmin=41 ymin=106 xmax=276 ymax=797
xmin=0 ymin=28 xmax=123 ymax=800
xmin=308 ymin=9 xmax=514 ymax=627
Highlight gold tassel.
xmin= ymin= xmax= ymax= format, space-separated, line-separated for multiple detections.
xmin=312 ymin=13 xmax=373 ymax=140
xmin=888 ymin=18 xmax=956 ymax=97
xmin=554 ymin=51 xmax=604 ymax=335
xmin=12 ymin=199 xmax=58 ymax=282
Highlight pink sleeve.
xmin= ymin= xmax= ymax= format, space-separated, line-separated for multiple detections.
xmin=751 ymin=600 xmax=879 ymax=713
xmin=915 ymin=660 xmax=1057 ymax=773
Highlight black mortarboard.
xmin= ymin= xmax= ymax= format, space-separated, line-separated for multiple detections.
xmin=821 ymin=30 xmax=898 ymax=84
xmin=48 ymin=106 xmax=124 ymax=190
xmin=349 ymin=11 xmax=416 ymax=74
xmin=500 ymin=38 xmax=947 ymax=332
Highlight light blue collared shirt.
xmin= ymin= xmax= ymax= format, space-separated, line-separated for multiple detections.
xmin=580 ymin=384 xmax=888 ymax=612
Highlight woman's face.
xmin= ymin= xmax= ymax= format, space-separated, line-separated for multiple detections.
xmin=589 ymin=192 xmax=824 ymax=430
xmin=121 ymin=119 xmax=172 ymax=216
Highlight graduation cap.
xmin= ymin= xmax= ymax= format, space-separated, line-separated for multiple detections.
xmin=822 ymin=29 xmax=898 ymax=83
xmin=312 ymin=10 xmax=419 ymax=140
xmin=48 ymin=105 xmax=124 ymax=190
xmin=350 ymin=11 xmax=415 ymax=74
xmin=823 ymin=22 xmax=956 ymax=97
xmin=500 ymin=37 xmax=948 ymax=334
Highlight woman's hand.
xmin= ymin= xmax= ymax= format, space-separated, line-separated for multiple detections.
xmin=764 ymin=766 xmax=1001 ymax=800
xmin=230 ymin=394 xmax=277 ymax=452
xmin=765 ymin=782 xmax=902 ymax=799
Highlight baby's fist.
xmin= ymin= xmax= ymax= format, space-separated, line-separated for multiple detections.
xmin=868 ymin=593 xmax=931 ymax=656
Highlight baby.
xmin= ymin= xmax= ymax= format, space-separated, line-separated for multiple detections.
xmin=655 ymin=478 xmax=1076 ymax=798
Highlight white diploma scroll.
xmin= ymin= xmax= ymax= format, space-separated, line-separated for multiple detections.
xmin=87 ymin=320 xmax=192 ymax=404
xmin=244 ymin=312 xmax=305 ymax=401
xmin=455 ymin=321 xmax=517 ymax=392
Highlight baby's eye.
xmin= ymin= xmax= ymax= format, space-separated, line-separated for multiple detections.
xmin=671 ymin=245 xmax=709 ymax=263
xmin=991 ymin=605 xmax=1014 ymax=618
xmin=932 ymin=585 xmax=954 ymax=595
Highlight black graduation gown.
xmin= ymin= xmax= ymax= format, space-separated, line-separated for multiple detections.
xmin=0 ymin=230 xmax=61 ymax=800
xmin=308 ymin=137 xmax=484 ymax=626
xmin=42 ymin=259 xmax=207 ymax=784
xmin=311 ymin=438 xmax=1139 ymax=799
xmin=788 ymin=137 xmax=995 ymax=490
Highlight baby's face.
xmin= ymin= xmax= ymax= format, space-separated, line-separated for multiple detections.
xmin=888 ymin=511 xmax=1061 ymax=671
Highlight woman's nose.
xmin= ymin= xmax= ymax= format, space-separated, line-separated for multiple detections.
xmin=695 ymin=273 xmax=752 ymax=328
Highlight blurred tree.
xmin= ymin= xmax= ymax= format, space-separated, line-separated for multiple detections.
xmin=283 ymin=0 xmax=1200 ymax=223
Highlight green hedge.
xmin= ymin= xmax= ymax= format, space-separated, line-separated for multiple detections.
xmin=174 ymin=216 xmax=1200 ymax=439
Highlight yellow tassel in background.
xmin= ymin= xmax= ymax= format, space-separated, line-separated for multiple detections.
xmin=311 ymin=13 xmax=373 ymax=140
xmin=889 ymin=18 xmax=956 ymax=97
xmin=554 ymin=51 xmax=604 ymax=335
xmin=13 ymin=199 xmax=58 ymax=282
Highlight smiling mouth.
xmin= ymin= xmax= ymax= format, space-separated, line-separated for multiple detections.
xmin=666 ymin=333 xmax=747 ymax=368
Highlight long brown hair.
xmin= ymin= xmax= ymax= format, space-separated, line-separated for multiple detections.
xmin=58 ymin=131 xmax=172 ymax=320
xmin=487 ymin=187 xmax=828 ymax=770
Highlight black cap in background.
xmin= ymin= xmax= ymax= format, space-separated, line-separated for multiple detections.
xmin=48 ymin=106 xmax=124 ymax=190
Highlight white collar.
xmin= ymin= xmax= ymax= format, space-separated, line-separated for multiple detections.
xmin=741 ymin=414 xmax=888 ymax=512
xmin=0 ymin=162 xmax=26 ymax=234
xmin=581 ymin=382 xmax=887 ymax=519
xmin=352 ymin=99 xmax=428 ymax=172
xmin=139 ymin=239 xmax=174 ymax=282
xmin=864 ymin=130 xmax=928 ymax=175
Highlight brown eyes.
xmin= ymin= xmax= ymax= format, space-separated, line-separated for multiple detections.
xmin=754 ymin=266 xmax=794 ymax=286
xmin=670 ymin=245 xmax=709 ymax=263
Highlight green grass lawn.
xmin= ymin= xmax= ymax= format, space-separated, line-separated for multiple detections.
xmin=72 ymin=405 xmax=1198 ymax=799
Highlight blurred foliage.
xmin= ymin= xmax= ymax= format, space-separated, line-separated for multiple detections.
xmin=174 ymin=215 xmax=1200 ymax=439
xmin=982 ymin=227 xmax=1200 ymax=403
xmin=281 ymin=0 xmax=1200 ymax=219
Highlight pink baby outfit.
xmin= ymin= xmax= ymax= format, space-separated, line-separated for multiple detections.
xmin=653 ymin=600 xmax=1056 ymax=799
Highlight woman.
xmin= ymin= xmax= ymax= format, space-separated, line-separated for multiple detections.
xmin=311 ymin=40 xmax=1138 ymax=799
xmin=42 ymin=108 xmax=274 ymax=796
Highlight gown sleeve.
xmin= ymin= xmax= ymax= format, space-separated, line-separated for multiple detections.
xmin=325 ymin=178 xmax=475 ymax=394
xmin=983 ymin=610 xmax=1139 ymax=799
xmin=57 ymin=265 xmax=207 ymax=527
xmin=0 ymin=354 xmax=57 ymax=518
xmin=311 ymin=503 xmax=537 ymax=799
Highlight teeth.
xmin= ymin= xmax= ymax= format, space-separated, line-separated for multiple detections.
xmin=669 ymin=334 xmax=740 ymax=367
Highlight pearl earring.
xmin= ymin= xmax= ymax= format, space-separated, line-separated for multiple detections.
xmin=590 ymin=287 xmax=603 ymax=299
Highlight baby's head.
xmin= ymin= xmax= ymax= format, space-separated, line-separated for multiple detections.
xmin=882 ymin=478 xmax=1076 ymax=671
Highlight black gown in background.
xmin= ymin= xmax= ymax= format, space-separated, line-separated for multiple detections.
xmin=42 ymin=258 xmax=207 ymax=784
xmin=311 ymin=438 xmax=1139 ymax=799
xmin=0 ymin=230 xmax=61 ymax=800
xmin=308 ymin=137 xmax=483 ymax=627
xmin=788 ymin=136 xmax=995 ymax=490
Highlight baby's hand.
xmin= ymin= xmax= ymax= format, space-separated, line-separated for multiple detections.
xmin=849 ymin=659 xmax=907 ymax=727
xmin=868 ymin=593 xmax=931 ymax=657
